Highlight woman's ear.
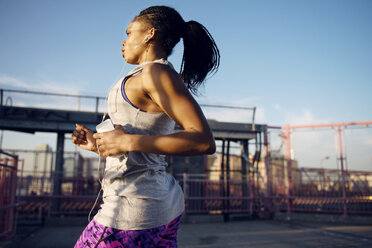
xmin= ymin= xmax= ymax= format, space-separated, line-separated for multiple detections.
xmin=146 ymin=27 xmax=156 ymax=41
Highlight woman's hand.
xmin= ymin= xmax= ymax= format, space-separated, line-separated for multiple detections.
xmin=72 ymin=124 xmax=97 ymax=153
xmin=93 ymin=125 xmax=129 ymax=157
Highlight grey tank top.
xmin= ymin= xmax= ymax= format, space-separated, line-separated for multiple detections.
xmin=93 ymin=59 xmax=185 ymax=230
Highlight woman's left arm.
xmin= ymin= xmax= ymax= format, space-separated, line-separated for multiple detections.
xmin=94 ymin=63 xmax=216 ymax=157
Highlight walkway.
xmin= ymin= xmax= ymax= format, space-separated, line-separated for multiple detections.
xmin=1 ymin=216 xmax=372 ymax=248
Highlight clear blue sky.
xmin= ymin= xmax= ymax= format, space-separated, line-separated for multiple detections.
xmin=1 ymin=0 xmax=371 ymax=170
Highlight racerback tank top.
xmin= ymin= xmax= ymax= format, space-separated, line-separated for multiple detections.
xmin=93 ymin=59 xmax=185 ymax=230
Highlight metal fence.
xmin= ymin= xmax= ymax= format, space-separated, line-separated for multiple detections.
xmin=12 ymin=150 xmax=104 ymax=222
xmin=17 ymin=172 xmax=102 ymax=220
xmin=13 ymin=170 xmax=372 ymax=221
xmin=178 ymin=168 xmax=372 ymax=216
xmin=179 ymin=174 xmax=265 ymax=215
xmin=0 ymin=148 xmax=371 ymax=232
xmin=0 ymin=150 xmax=21 ymax=239
xmin=0 ymin=88 xmax=106 ymax=113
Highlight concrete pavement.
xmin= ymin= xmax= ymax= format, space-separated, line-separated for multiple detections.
xmin=1 ymin=215 xmax=372 ymax=248
xmin=178 ymin=219 xmax=372 ymax=248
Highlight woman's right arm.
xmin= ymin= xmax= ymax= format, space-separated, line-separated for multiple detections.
xmin=72 ymin=124 xmax=98 ymax=154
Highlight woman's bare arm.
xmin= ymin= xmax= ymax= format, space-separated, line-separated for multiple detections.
xmin=93 ymin=63 xmax=215 ymax=157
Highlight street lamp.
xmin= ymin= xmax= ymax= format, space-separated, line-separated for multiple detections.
xmin=320 ymin=156 xmax=330 ymax=170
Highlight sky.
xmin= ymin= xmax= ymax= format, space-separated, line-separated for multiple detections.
xmin=0 ymin=0 xmax=371 ymax=171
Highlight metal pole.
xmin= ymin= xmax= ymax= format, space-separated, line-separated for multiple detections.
xmin=77 ymin=96 xmax=81 ymax=111
xmin=337 ymin=125 xmax=348 ymax=216
xmin=220 ymin=139 xmax=226 ymax=181
xmin=53 ymin=132 xmax=65 ymax=213
xmin=263 ymin=127 xmax=272 ymax=212
xmin=249 ymin=141 xmax=254 ymax=215
xmin=0 ymin=89 xmax=3 ymax=149
xmin=183 ymin=173 xmax=188 ymax=202
xmin=9 ymin=155 xmax=18 ymax=236
xmin=284 ymin=125 xmax=293 ymax=213
xmin=252 ymin=107 xmax=256 ymax=131
xmin=226 ymin=140 xmax=230 ymax=179
xmin=95 ymin=97 xmax=99 ymax=113
xmin=0 ymin=89 xmax=3 ymax=106
xmin=241 ymin=140 xmax=249 ymax=211
xmin=220 ymin=139 xmax=226 ymax=218
xmin=0 ymin=130 xmax=3 ymax=150
xmin=256 ymin=132 xmax=262 ymax=197
xmin=225 ymin=140 xmax=230 ymax=222
xmin=0 ymin=158 xmax=8 ymax=213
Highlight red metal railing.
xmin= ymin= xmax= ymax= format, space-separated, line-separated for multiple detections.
xmin=16 ymin=172 xmax=102 ymax=219
xmin=179 ymin=175 xmax=265 ymax=215
xmin=12 ymin=167 xmax=372 ymax=219
xmin=270 ymin=165 xmax=372 ymax=215
xmin=177 ymin=168 xmax=372 ymax=216
xmin=281 ymin=121 xmax=372 ymax=215
xmin=7 ymin=170 xmax=372 ymax=222
xmin=1 ymin=147 xmax=371 ymax=223
xmin=0 ymin=150 xmax=20 ymax=239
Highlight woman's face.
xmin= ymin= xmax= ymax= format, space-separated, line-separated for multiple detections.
xmin=121 ymin=20 xmax=150 ymax=64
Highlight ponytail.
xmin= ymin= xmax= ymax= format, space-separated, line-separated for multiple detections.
xmin=136 ymin=6 xmax=220 ymax=94
xmin=181 ymin=21 xmax=220 ymax=94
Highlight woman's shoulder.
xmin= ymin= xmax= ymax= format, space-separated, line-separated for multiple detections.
xmin=142 ymin=62 xmax=180 ymax=82
xmin=141 ymin=61 xmax=185 ymax=92
xmin=142 ymin=61 xmax=176 ymax=75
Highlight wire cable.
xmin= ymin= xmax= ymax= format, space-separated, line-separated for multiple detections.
xmin=88 ymin=143 xmax=103 ymax=222
xmin=87 ymin=62 xmax=128 ymax=223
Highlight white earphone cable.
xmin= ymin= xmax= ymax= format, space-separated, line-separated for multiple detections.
xmin=87 ymin=62 xmax=127 ymax=222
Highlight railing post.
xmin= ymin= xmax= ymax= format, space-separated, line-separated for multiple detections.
xmin=0 ymin=89 xmax=3 ymax=107
xmin=9 ymin=155 xmax=18 ymax=235
xmin=263 ymin=126 xmax=272 ymax=212
xmin=337 ymin=125 xmax=348 ymax=216
xmin=77 ymin=96 xmax=81 ymax=111
xmin=240 ymin=140 xmax=249 ymax=211
xmin=225 ymin=140 xmax=230 ymax=222
xmin=183 ymin=173 xmax=188 ymax=205
xmin=95 ymin=97 xmax=99 ymax=113
xmin=283 ymin=125 xmax=293 ymax=214
xmin=53 ymin=132 xmax=65 ymax=213
xmin=0 ymin=157 xmax=8 ymax=211
xmin=251 ymin=107 xmax=256 ymax=131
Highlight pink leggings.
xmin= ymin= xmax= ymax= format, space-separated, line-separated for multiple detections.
xmin=74 ymin=214 xmax=183 ymax=248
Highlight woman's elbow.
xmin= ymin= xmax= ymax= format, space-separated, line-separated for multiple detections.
xmin=206 ymin=140 xmax=216 ymax=154
xmin=202 ymin=136 xmax=216 ymax=155
xmin=187 ymin=128 xmax=216 ymax=155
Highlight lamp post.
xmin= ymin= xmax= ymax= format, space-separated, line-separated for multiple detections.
xmin=320 ymin=156 xmax=330 ymax=170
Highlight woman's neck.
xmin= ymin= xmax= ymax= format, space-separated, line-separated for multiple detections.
xmin=137 ymin=45 xmax=168 ymax=64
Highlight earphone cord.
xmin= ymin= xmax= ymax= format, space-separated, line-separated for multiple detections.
xmin=87 ymin=62 xmax=127 ymax=223
xmin=88 ymin=143 xmax=103 ymax=222
xmin=86 ymin=60 xmax=159 ymax=223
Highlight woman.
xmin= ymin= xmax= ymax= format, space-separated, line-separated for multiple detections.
xmin=72 ymin=5 xmax=220 ymax=247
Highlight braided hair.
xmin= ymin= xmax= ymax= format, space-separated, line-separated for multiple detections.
xmin=134 ymin=6 xmax=220 ymax=94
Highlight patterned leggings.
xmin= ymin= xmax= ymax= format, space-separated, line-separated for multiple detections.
xmin=74 ymin=214 xmax=183 ymax=248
